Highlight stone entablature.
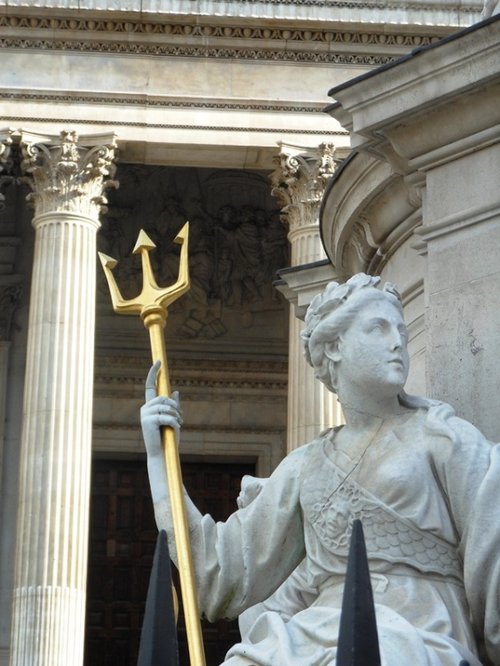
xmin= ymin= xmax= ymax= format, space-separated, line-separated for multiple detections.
xmin=0 ymin=12 xmax=455 ymax=65
xmin=0 ymin=0 xmax=477 ymax=170
xmin=0 ymin=0 xmax=483 ymax=29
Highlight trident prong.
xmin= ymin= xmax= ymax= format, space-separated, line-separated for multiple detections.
xmin=98 ymin=222 xmax=190 ymax=318
xmin=98 ymin=222 xmax=207 ymax=666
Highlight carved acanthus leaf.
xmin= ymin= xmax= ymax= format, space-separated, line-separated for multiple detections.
xmin=270 ymin=142 xmax=339 ymax=232
xmin=20 ymin=130 xmax=118 ymax=219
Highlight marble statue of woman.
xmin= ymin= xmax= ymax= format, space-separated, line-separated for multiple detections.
xmin=141 ymin=273 xmax=500 ymax=666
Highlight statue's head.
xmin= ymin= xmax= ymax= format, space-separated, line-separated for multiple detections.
xmin=302 ymin=274 xmax=408 ymax=396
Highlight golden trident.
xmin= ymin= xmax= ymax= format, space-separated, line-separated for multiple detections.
xmin=98 ymin=223 xmax=206 ymax=666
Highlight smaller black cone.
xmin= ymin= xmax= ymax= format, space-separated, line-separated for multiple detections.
xmin=336 ymin=519 xmax=381 ymax=666
xmin=137 ymin=530 xmax=179 ymax=666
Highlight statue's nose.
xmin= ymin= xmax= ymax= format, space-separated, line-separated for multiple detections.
xmin=390 ymin=329 xmax=403 ymax=351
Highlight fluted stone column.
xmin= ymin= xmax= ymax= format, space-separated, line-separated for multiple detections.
xmin=9 ymin=131 xmax=117 ymax=666
xmin=271 ymin=143 xmax=343 ymax=452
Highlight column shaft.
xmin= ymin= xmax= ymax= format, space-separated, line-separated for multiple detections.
xmin=11 ymin=215 xmax=96 ymax=665
xmin=10 ymin=131 xmax=116 ymax=666
xmin=271 ymin=143 xmax=343 ymax=452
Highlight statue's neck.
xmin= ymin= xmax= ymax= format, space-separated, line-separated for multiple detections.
xmin=339 ymin=392 xmax=407 ymax=432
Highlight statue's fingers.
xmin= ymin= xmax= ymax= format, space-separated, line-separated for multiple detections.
xmin=168 ymin=394 xmax=183 ymax=424
xmin=159 ymin=400 xmax=183 ymax=425
xmin=145 ymin=360 xmax=161 ymax=402
xmin=170 ymin=390 xmax=182 ymax=414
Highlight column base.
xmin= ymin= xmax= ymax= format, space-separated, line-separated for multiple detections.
xmin=10 ymin=586 xmax=85 ymax=666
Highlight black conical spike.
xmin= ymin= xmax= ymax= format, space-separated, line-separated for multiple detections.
xmin=336 ymin=519 xmax=381 ymax=666
xmin=137 ymin=530 xmax=179 ymax=666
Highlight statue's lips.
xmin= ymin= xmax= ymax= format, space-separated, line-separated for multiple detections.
xmin=388 ymin=358 xmax=404 ymax=367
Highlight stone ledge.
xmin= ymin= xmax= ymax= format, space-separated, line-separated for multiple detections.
xmin=0 ymin=0 xmax=483 ymax=27
xmin=326 ymin=16 xmax=500 ymax=163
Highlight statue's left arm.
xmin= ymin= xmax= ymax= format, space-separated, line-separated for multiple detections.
xmin=141 ymin=368 xmax=306 ymax=622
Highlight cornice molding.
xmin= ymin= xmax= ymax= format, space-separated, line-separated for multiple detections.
xmin=412 ymin=200 xmax=500 ymax=255
xmin=95 ymin=378 xmax=288 ymax=398
xmin=0 ymin=36 xmax=403 ymax=65
xmin=0 ymin=13 xmax=451 ymax=40
xmin=2 ymin=91 xmax=325 ymax=114
xmin=0 ymin=115 xmax=346 ymax=137
xmin=0 ymin=13 xmax=455 ymax=64
xmin=0 ymin=3 xmax=480 ymax=18
xmin=94 ymin=357 xmax=289 ymax=393
xmin=94 ymin=423 xmax=285 ymax=436
xmin=95 ymin=376 xmax=288 ymax=390
xmin=96 ymin=356 xmax=288 ymax=368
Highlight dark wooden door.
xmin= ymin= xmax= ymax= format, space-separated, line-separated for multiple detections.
xmin=84 ymin=458 xmax=255 ymax=666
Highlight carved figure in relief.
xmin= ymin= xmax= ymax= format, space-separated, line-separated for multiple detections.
xmin=100 ymin=166 xmax=288 ymax=337
xmin=214 ymin=204 xmax=263 ymax=306
xmin=141 ymin=274 xmax=500 ymax=665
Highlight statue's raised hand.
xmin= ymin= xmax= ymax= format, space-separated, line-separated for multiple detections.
xmin=141 ymin=360 xmax=183 ymax=461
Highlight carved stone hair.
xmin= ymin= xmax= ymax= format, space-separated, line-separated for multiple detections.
xmin=301 ymin=273 xmax=403 ymax=392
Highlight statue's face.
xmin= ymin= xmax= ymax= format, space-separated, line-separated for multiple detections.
xmin=335 ymin=297 xmax=409 ymax=397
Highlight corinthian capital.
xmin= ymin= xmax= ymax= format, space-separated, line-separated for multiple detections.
xmin=270 ymin=142 xmax=338 ymax=233
xmin=20 ymin=130 xmax=118 ymax=220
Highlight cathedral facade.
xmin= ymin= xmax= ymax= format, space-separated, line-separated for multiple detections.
xmin=0 ymin=1 xmax=498 ymax=664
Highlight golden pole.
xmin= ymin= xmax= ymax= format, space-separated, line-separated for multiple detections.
xmin=98 ymin=223 xmax=206 ymax=666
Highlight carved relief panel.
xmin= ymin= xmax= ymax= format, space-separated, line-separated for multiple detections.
xmin=97 ymin=165 xmax=289 ymax=348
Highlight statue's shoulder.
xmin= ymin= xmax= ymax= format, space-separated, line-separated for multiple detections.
xmin=235 ymin=440 xmax=321 ymax=510
xmin=275 ymin=430 xmax=333 ymax=476
xmin=418 ymin=397 xmax=496 ymax=456
xmin=290 ymin=428 xmax=336 ymax=471
xmin=446 ymin=412 xmax=495 ymax=446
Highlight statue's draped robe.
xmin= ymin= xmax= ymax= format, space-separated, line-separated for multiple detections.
xmin=157 ymin=404 xmax=500 ymax=665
